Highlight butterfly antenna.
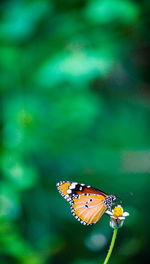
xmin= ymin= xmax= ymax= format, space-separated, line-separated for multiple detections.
xmin=115 ymin=191 xmax=134 ymax=205
xmin=119 ymin=191 xmax=134 ymax=196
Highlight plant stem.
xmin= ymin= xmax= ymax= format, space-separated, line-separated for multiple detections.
xmin=104 ymin=228 xmax=118 ymax=264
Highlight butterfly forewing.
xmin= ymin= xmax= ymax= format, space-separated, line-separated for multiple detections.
xmin=57 ymin=181 xmax=108 ymax=198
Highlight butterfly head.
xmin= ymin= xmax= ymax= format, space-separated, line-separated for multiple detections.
xmin=104 ymin=195 xmax=116 ymax=209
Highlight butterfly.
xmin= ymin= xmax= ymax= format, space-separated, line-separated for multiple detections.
xmin=56 ymin=181 xmax=116 ymax=225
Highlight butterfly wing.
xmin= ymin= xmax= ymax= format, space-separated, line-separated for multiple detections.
xmin=57 ymin=181 xmax=72 ymax=199
xmin=71 ymin=194 xmax=107 ymax=225
xmin=56 ymin=181 xmax=108 ymax=199
xmin=56 ymin=181 xmax=111 ymax=225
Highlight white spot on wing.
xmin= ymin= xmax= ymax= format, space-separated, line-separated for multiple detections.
xmin=70 ymin=183 xmax=78 ymax=189
xmin=67 ymin=189 xmax=72 ymax=194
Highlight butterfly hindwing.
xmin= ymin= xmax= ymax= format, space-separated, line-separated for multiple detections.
xmin=71 ymin=194 xmax=107 ymax=225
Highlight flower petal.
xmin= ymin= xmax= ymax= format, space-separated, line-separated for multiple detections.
xmin=105 ymin=210 xmax=112 ymax=215
xmin=123 ymin=212 xmax=129 ymax=216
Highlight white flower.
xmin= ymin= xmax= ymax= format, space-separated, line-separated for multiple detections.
xmin=106 ymin=205 xmax=129 ymax=229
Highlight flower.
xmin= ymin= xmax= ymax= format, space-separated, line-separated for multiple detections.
xmin=106 ymin=205 xmax=129 ymax=229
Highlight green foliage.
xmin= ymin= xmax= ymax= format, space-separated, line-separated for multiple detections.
xmin=0 ymin=0 xmax=150 ymax=263
xmin=85 ymin=0 xmax=139 ymax=24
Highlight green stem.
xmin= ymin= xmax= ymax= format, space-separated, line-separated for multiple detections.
xmin=104 ymin=228 xmax=118 ymax=264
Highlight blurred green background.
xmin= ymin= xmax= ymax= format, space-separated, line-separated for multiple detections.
xmin=0 ymin=0 xmax=150 ymax=263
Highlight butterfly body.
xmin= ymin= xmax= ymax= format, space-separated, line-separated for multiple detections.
xmin=56 ymin=181 xmax=116 ymax=225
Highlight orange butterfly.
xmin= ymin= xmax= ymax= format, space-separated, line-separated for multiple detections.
xmin=56 ymin=181 xmax=116 ymax=225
